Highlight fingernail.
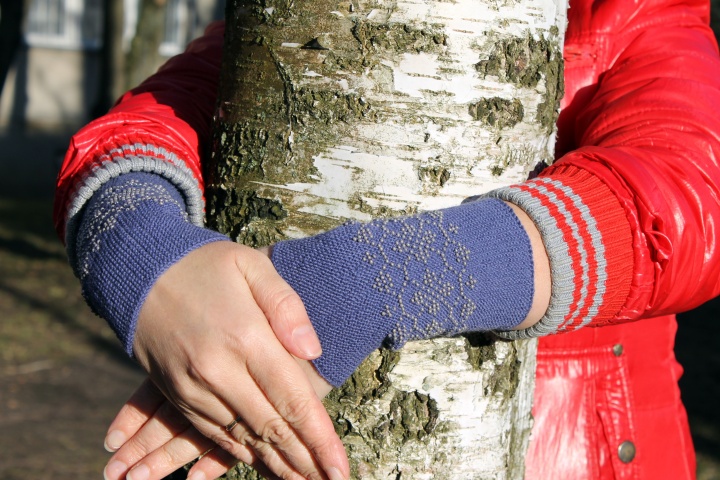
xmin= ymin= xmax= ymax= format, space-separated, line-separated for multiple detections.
xmin=127 ymin=464 xmax=150 ymax=480
xmin=104 ymin=430 xmax=126 ymax=452
xmin=293 ymin=325 xmax=322 ymax=358
xmin=103 ymin=460 xmax=127 ymax=480
xmin=187 ymin=471 xmax=207 ymax=480
xmin=327 ymin=466 xmax=347 ymax=480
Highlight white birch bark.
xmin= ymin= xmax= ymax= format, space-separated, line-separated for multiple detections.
xmin=211 ymin=0 xmax=567 ymax=478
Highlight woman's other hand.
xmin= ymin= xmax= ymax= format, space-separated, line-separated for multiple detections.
xmin=104 ymin=241 xmax=345 ymax=480
xmin=103 ymin=353 xmax=333 ymax=480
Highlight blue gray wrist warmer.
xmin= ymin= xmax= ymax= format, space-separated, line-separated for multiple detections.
xmin=271 ymin=199 xmax=534 ymax=387
xmin=73 ymin=172 xmax=229 ymax=354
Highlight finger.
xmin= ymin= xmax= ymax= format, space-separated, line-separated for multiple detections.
xmin=187 ymin=312 xmax=342 ymax=479
xmin=156 ymin=375 xmax=308 ymax=479
xmin=106 ymin=378 xmax=166 ymax=452
xmin=104 ymin=400 xmax=193 ymax=480
xmin=186 ymin=409 xmax=307 ymax=480
xmin=107 ymin=401 xmax=286 ymax=480
xmin=245 ymin=350 xmax=349 ymax=480
xmin=122 ymin=427 xmax=215 ymax=480
xmin=200 ymin=332 xmax=346 ymax=479
xmin=174 ymin=378 xmax=319 ymax=480
xmin=189 ymin=447 xmax=240 ymax=480
xmin=190 ymin=447 xmax=279 ymax=480
xmin=225 ymin=405 xmax=322 ymax=480
xmin=239 ymin=250 xmax=322 ymax=360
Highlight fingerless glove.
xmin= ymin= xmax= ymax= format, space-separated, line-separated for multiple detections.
xmin=73 ymin=172 xmax=534 ymax=382
xmin=73 ymin=172 xmax=229 ymax=353
xmin=271 ymin=199 xmax=534 ymax=387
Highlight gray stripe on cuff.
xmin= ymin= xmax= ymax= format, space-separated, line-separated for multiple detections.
xmin=533 ymin=178 xmax=607 ymax=330
xmin=482 ymin=184 xmax=576 ymax=339
xmin=64 ymin=145 xmax=205 ymax=273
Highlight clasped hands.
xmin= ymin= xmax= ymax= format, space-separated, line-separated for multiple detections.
xmin=102 ymin=242 xmax=349 ymax=480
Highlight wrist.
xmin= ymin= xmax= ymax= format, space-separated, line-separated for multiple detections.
xmin=74 ymin=172 xmax=229 ymax=354
xmin=504 ymin=202 xmax=550 ymax=330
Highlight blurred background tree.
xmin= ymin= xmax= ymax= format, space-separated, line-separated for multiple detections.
xmin=0 ymin=0 xmax=29 ymax=99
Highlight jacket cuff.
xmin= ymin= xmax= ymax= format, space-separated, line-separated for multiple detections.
xmin=485 ymin=165 xmax=634 ymax=339
xmin=63 ymin=143 xmax=206 ymax=271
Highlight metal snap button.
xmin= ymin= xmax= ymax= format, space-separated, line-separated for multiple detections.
xmin=612 ymin=344 xmax=624 ymax=356
xmin=618 ymin=440 xmax=636 ymax=463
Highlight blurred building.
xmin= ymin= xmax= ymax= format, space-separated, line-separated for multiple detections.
xmin=0 ymin=0 xmax=224 ymax=132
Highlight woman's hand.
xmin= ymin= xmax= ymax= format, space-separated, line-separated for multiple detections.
xmin=105 ymin=241 xmax=346 ymax=480
xmin=103 ymin=358 xmax=333 ymax=480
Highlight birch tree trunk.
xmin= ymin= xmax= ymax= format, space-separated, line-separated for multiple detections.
xmin=207 ymin=0 xmax=567 ymax=477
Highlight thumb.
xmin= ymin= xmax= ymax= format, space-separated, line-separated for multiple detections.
xmin=243 ymin=247 xmax=322 ymax=360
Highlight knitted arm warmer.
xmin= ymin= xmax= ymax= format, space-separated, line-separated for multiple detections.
xmin=271 ymin=199 xmax=534 ymax=387
xmin=73 ymin=172 xmax=229 ymax=354
xmin=71 ymin=163 xmax=633 ymax=389
xmin=271 ymin=166 xmax=634 ymax=387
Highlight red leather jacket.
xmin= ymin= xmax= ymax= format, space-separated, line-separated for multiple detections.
xmin=54 ymin=0 xmax=720 ymax=478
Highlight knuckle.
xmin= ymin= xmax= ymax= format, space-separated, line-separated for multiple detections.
xmin=126 ymin=433 xmax=157 ymax=460
xmin=209 ymin=433 xmax=237 ymax=455
xmin=304 ymin=471 xmax=328 ymax=480
xmin=157 ymin=442 xmax=189 ymax=469
xmin=259 ymin=417 xmax=296 ymax=446
xmin=281 ymin=470 xmax=305 ymax=480
xmin=277 ymin=395 xmax=315 ymax=426
xmin=272 ymin=289 xmax=305 ymax=320
xmin=224 ymin=423 xmax=261 ymax=452
xmin=241 ymin=433 xmax=267 ymax=452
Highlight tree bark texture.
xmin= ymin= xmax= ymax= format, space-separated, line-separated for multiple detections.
xmin=208 ymin=0 xmax=567 ymax=477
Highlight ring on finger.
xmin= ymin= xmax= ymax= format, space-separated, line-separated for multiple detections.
xmin=225 ymin=415 xmax=242 ymax=433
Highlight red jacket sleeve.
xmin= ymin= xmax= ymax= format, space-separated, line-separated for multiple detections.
xmin=53 ymin=21 xmax=225 ymax=242
xmin=487 ymin=0 xmax=720 ymax=339
xmin=551 ymin=0 xmax=720 ymax=321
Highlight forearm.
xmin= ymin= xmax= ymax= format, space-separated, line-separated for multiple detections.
xmin=53 ymin=22 xmax=225 ymax=244
xmin=73 ymin=172 xmax=228 ymax=352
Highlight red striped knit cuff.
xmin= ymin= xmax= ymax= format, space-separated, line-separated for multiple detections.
xmin=62 ymin=144 xmax=206 ymax=271
xmin=484 ymin=165 xmax=634 ymax=339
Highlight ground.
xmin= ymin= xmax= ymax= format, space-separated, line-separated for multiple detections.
xmin=0 ymin=194 xmax=146 ymax=479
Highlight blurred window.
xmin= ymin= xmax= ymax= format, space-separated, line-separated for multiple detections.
xmin=159 ymin=0 xmax=200 ymax=57
xmin=25 ymin=0 xmax=104 ymax=50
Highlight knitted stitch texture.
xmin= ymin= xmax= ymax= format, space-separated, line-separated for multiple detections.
xmin=482 ymin=165 xmax=633 ymax=339
xmin=74 ymin=172 xmax=229 ymax=354
xmin=271 ymin=198 xmax=534 ymax=387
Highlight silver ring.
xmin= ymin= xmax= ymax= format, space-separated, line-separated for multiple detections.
xmin=225 ymin=416 xmax=241 ymax=432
